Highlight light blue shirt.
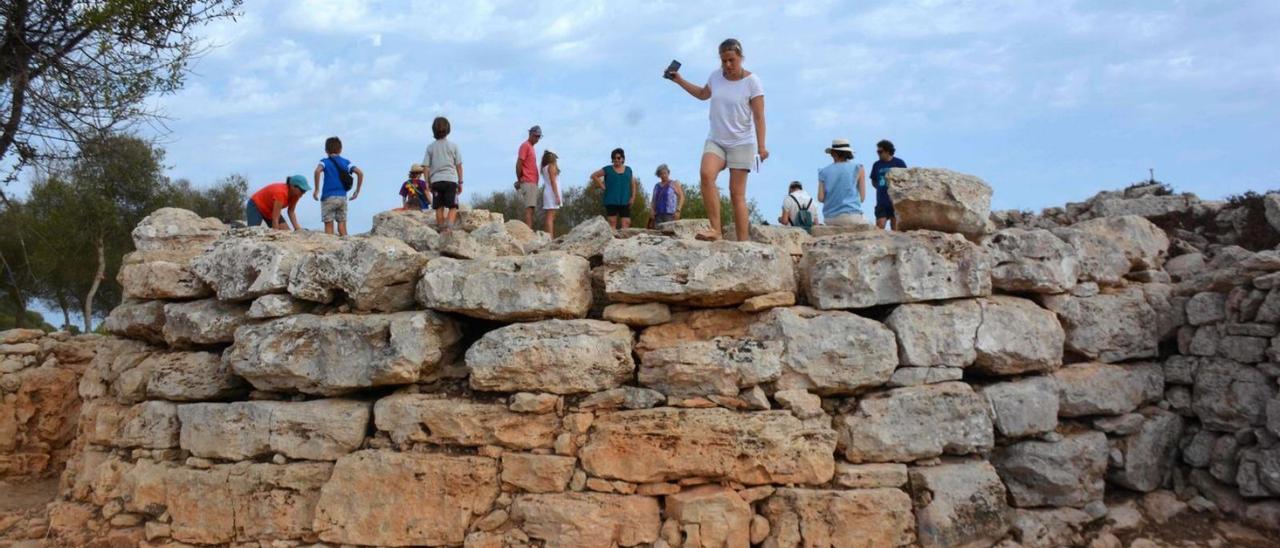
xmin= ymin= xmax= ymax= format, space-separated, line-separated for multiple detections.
xmin=819 ymin=161 xmax=863 ymax=219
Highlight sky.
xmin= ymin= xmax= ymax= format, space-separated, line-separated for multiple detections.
xmin=4 ymin=0 xmax=1256 ymax=232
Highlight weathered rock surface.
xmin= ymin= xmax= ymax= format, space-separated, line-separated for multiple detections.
xmin=837 ymin=382 xmax=994 ymax=463
xmin=1053 ymin=362 xmax=1164 ymax=417
xmin=141 ymin=351 xmax=246 ymax=402
xmin=118 ymin=250 xmax=211 ymax=300
xmin=579 ymin=408 xmax=835 ymax=485
xmin=909 ymin=460 xmax=1012 ymax=548
xmin=665 ymin=485 xmax=752 ymax=548
xmin=224 ymin=311 xmax=463 ymax=395
xmin=984 ymin=228 xmax=1079 ymax=293
xmin=749 ymin=224 xmax=812 ymax=256
xmin=1050 ymin=227 xmax=1131 ymax=286
xmin=287 ymin=235 xmax=427 ymax=312
xmin=511 ymin=493 xmax=660 ymax=548
xmin=1191 ymin=358 xmax=1272 ymax=431
xmin=602 ymin=235 xmax=795 ymax=307
xmin=103 ymin=300 xmax=167 ymax=344
xmin=800 ymin=230 xmax=991 ymax=309
xmin=87 ymin=401 xmax=179 ymax=449
xmin=313 ymin=451 xmax=498 ymax=546
xmin=1040 ymin=286 xmax=1158 ymax=362
xmin=417 ymin=253 xmax=591 ymax=321
xmin=992 ymin=431 xmax=1108 ymax=508
xmin=467 ymin=319 xmax=633 ymax=394
xmin=980 ymin=376 xmax=1059 ymax=438
xmin=638 ymin=337 xmax=782 ymax=397
xmin=833 ymin=462 xmax=909 ymax=489
xmin=178 ymin=399 xmax=369 ymax=461
xmin=1070 ymin=215 xmax=1169 ymax=270
xmin=972 ymin=296 xmax=1064 ymax=375
xmin=191 ymin=228 xmax=344 ymax=301
xmin=543 ymin=216 xmax=614 ymax=258
xmin=1108 ymin=408 xmax=1185 ymax=492
xmin=500 ymin=453 xmax=576 ymax=493
xmin=370 ymin=208 xmax=440 ymax=251
xmin=373 ymin=393 xmax=559 ymax=449
xmin=887 ymin=167 xmax=993 ymax=239
xmin=885 ymin=299 xmax=981 ymax=367
xmin=131 ymin=207 xmax=224 ymax=252
xmin=602 ymin=302 xmax=671 ymax=326
xmin=439 ymin=221 xmax=525 ymax=259
xmin=161 ymin=299 xmax=252 ymax=348
xmin=657 ymin=219 xmax=712 ymax=240
xmin=762 ymin=487 xmax=915 ymax=547
xmin=246 ymin=293 xmax=309 ymax=319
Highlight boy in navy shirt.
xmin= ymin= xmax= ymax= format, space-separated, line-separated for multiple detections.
xmin=313 ymin=136 xmax=365 ymax=236
xmin=869 ymin=139 xmax=906 ymax=230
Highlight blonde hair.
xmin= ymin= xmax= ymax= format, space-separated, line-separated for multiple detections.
xmin=540 ymin=150 xmax=558 ymax=168
xmin=719 ymin=38 xmax=743 ymax=57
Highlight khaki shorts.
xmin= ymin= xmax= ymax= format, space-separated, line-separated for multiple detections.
xmin=703 ymin=140 xmax=755 ymax=171
xmin=826 ymin=213 xmax=868 ymax=226
xmin=321 ymin=197 xmax=348 ymax=223
xmin=518 ymin=182 xmax=539 ymax=208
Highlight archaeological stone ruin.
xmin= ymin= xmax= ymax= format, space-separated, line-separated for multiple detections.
xmin=2 ymin=168 xmax=1279 ymax=547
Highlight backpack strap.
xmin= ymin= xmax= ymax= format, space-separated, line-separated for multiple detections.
xmin=791 ymin=195 xmax=811 ymax=211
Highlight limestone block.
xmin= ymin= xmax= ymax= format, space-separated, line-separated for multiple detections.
xmin=178 ymin=399 xmax=369 ymax=461
xmin=1040 ymin=286 xmax=1158 ymax=363
xmin=579 ymin=408 xmax=835 ymax=485
xmin=753 ymin=306 xmax=898 ymax=394
xmin=467 ymin=319 xmax=633 ymax=394
xmin=638 ymin=337 xmax=782 ymax=397
xmin=374 ymin=393 xmax=559 ymax=449
xmin=1191 ymin=359 xmax=1272 ymax=431
xmin=1053 ymin=362 xmax=1164 ymax=417
xmin=246 ymin=294 xmax=309 ymax=319
xmin=602 ymin=302 xmax=671 ymax=326
xmin=1186 ymin=292 xmax=1227 ymax=326
xmin=837 ymin=382 xmax=994 ymax=463
xmin=992 ymin=431 xmax=1108 ymax=508
xmin=118 ymin=250 xmax=211 ymax=300
xmin=800 ymin=230 xmax=991 ymax=309
xmin=833 ymin=462 xmax=909 ymax=489
xmin=749 ymin=224 xmax=812 ymax=256
xmin=886 ymin=167 xmax=993 ymax=239
xmin=225 ymin=311 xmax=463 ymax=396
xmin=511 ymin=493 xmax=660 ymax=548
xmin=161 ymin=462 xmax=332 ymax=545
xmin=417 ymin=253 xmax=592 ymax=321
xmin=980 ymin=376 xmax=1059 ymax=438
xmin=314 ymin=451 xmax=499 ymax=546
xmin=190 ymin=228 xmax=342 ymax=301
xmin=577 ymin=386 xmax=667 ymax=410
xmin=603 ymin=235 xmax=796 ymax=307
xmin=972 ymin=296 xmax=1064 ymax=375
xmin=103 ymin=300 xmax=167 ymax=344
xmin=500 ymin=453 xmax=576 ymax=493
xmin=162 ymin=299 xmax=252 ymax=348
xmin=665 ymin=485 xmax=752 ymax=548
xmin=885 ymin=299 xmax=981 ymax=367
xmin=131 ymin=207 xmax=224 ymax=252
xmin=1108 ymin=408 xmax=1185 ymax=492
xmin=1070 ymin=215 xmax=1170 ymax=270
xmin=983 ymin=228 xmax=1078 ymax=293
xmin=90 ymin=401 xmax=179 ymax=449
xmin=370 ymin=208 xmax=440 ymax=251
xmin=544 ymin=216 xmax=615 ymax=258
xmin=287 ymin=235 xmax=426 ymax=312
xmin=141 ymin=350 xmax=246 ymax=401
xmin=763 ymin=487 xmax=916 ymax=547
xmin=1050 ymin=227 xmax=1130 ymax=286
xmin=657 ymin=219 xmax=712 ymax=240
xmin=909 ymin=461 xmax=1012 ymax=548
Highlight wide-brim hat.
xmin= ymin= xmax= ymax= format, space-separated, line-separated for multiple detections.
xmin=825 ymin=138 xmax=854 ymax=155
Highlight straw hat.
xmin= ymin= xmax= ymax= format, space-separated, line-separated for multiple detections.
xmin=824 ymin=138 xmax=854 ymax=155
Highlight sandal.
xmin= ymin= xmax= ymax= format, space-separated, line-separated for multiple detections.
xmin=694 ymin=229 xmax=722 ymax=242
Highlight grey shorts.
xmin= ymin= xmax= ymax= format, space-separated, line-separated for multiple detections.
xmin=703 ymin=140 xmax=755 ymax=171
xmin=518 ymin=182 xmax=539 ymax=208
xmin=321 ymin=196 xmax=348 ymax=223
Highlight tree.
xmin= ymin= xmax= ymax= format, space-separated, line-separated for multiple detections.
xmin=166 ymin=173 xmax=248 ymax=223
xmin=0 ymin=200 xmax=40 ymax=328
xmin=0 ymin=0 xmax=242 ymax=186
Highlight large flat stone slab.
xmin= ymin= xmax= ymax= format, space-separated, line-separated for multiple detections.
xmin=887 ymin=167 xmax=993 ymax=239
xmin=992 ymin=431 xmax=1108 ymax=508
xmin=191 ymin=228 xmax=343 ymax=301
xmin=287 ymin=235 xmax=426 ymax=312
xmin=1040 ymin=286 xmax=1159 ymax=363
xmin=761 ymin=488 xmax=915 ymax=547
xmin=177 ymin=399 xmax=370 ymax=461
xmin=511 ymin=493 xmax=660 ymax=548
xmin=417 ymin=253 xmax=591 ymax=321
xmin=909 ymin=461 xmax=1012 ymax=548
xmin=373 ymin=393 xmax=559 ymax=449
xmin=837 ymin=382 xmax=994 ymax=463
xmin=466 ymin=319 xmax=634 ymax=394
xmin=1053 ymin=362 xmax=1163 ymax=417
xmin=118 ymin=250 xmax=212 ymax=300
xmin=602 ymin=235 xmax=796 ymax=307
xmin=579 ymin=408 xmax=835 ymax=485
xmin=801 ymin=230 xmax=991 ymax=309
xmin=225 ymin=311 xmax=463 ymax=396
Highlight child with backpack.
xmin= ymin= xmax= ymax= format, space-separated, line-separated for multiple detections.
xmin=400 ymin=164 xmax=431 ymax=211
xmin=779 ymin=181 xmax=816 ymax=232
xmin=313 ymin=136 xmax=364 ymax=236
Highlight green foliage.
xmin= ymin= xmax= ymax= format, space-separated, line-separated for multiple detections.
xmin=166 ymin=174 xmax=250 ymax=223
xmin=1223 ymin=191 xmax=1280 ymax=251
xmin=1 ymin=1 xmax=244 ymax=183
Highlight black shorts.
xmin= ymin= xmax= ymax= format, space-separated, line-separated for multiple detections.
xmin=604 ymin=204 xmax=631 ymax=218
xmin=875 ymin=201 xmax=895 ymax=219
xmin=430 ymin=181 xmax=458 ymax=209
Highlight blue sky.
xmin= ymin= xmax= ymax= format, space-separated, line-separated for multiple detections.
xmin=14 ymin=0 xmax=1280 ymax=230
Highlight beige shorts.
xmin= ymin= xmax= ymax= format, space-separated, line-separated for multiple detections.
xmin=518 ymin=182 xmax=539 ymax=208
xmin=703 ymin=140 xmax=755 ymax=171
xmin=321 ymin=197 xmax=347 ymax=223
xmin=826 ymin=213 xmax=869 ymax=226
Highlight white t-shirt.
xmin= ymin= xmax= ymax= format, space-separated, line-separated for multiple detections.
xmin=706 ymin=70 xmax=764 ymax=147
xmin=781 ymin=189 xmax=815 ymax=225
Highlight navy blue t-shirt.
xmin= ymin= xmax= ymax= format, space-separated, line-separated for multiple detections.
xmin=870 ymin=157 xmax=907 ymax=206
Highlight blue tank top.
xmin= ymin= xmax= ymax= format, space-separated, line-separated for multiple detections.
xmin=818 ymin=162 xmax=863 ymax=218
xmin=652 ymin=182 xmax=678 ymax=214
xmin=602 ymin=166 xmax=633 ymax=206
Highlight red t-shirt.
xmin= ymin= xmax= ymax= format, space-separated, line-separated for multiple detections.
xmin=518 ymin=141 xmax=539 ymax=184
xmin=250 ymin=183 xmax=299 ymax=218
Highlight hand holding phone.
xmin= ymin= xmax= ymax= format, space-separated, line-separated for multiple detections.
xmin=664 ymin=59 xmax=681 ymax=80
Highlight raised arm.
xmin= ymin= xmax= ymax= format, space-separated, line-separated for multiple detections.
xmin=670 ymin=72 xmax=711 ymax=101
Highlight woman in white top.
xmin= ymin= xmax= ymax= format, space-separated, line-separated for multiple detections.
xmin=667 ymin=38 xmax=767 ymax=241
xmin=540 ymin=149 xmax=562 ymax=237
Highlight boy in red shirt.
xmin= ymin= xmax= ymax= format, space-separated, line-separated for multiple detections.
xmin=246 ymin=175 xmax=309 ymax=230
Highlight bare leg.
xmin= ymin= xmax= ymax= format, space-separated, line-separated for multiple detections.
xmin=323 ymin=222 xmax=334 ymax=235
xmin=606 ymin=215 xmax=619 ymax=230
xmin=621 ymin=217 xmax=631 ymax=229
xmin=525 ymin=207 xmax=535 ymax=228
xmin=545 ymin=210 xmax=556 ymax=237
xmin=698 ymin=152 xmax=727 ymax=239
xmin=876 ymin=217 xmax=887 ymax=230
xmin=887 ymin=217 xmax=895 ymax=231
xmin=728 ymin=168 xmax=750 ymax=242
xmin=447 ymin=208 xmax=458 ymax=227
xmin=338 ymin=222 xmax=348 ymax=237
xmin=436 ymin=207 xmax=446 ymax=228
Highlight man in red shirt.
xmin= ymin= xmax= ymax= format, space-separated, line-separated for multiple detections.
xmin=514 ymin=125 xmax=542 ymax=228
xmin=246 ymin=175 xmax=309 ymax=230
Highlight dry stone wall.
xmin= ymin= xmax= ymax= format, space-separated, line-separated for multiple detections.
xmin=5 ymin=172 xmax=1280 ymax=546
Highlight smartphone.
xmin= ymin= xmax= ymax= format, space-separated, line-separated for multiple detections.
xmin=664 ymin=60 xmax=681 ymax=79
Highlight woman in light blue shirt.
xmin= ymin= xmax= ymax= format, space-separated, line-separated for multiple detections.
xmin=817 ymin=138 xmax=867 ymax=226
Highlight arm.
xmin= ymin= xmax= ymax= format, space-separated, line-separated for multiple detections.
xmin=779 ymin=205 xmax=790 ymax=225
xmin=270 ymin=201 xmax=286 ymax=230
xmin=312 ymin=165 xmax=322 ymax=200
xmin=351 ymin=167 xmax=364 ymax=200
xmin=817 ymin=181 xmax=826 ymax=203
xmin=515 ymin=157 xmax=522 ymax=182
xmin=590 ymin=169 xmax=605 ymax=190
xmin=287 ymin=201 xmax=301 ymax=231
xmin=857 ymin=166 xmax=866 ymax=203
xmin=674 ymin=182 xmax=685 ymax=219
xmin=457 ymin=163 xmax=464 ymax=194
xmin=750 ymin=95 xmax=768 ymax=160
xmin=669 ymin=72 xmax=711 ymax=100
xmin=630 ymin=177 xmax=639 ymax=207
xmin=550 ymin=166 xmax=561 ymax=205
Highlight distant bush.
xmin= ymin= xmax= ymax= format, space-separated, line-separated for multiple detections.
xmin=1223 ymin=191 xmax=1280 ymax=250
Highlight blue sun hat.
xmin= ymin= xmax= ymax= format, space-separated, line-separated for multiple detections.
xmin=286 ymin=174 xmax=311 ymax=192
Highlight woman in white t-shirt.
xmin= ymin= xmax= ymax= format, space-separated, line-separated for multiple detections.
xmin=667 ymin=38 xmax=767 ymax=241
